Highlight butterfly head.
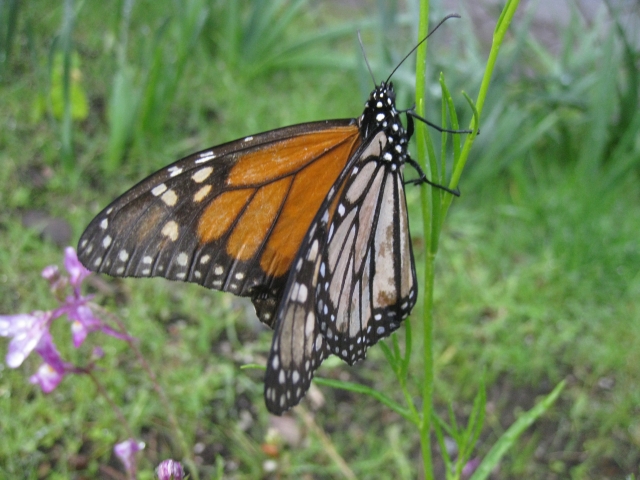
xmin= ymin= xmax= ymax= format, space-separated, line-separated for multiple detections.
xmin=358 ymin=81 xmax=409 ymax=169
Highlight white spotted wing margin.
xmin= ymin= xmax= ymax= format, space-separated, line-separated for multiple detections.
xmin=264 ymin=143 xmax=418 ymax=415
xmin=76 ymin=120 xmax=356 ymax=328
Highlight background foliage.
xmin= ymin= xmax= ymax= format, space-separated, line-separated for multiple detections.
xmin=0 ymin=0 xmax=639 ymax=478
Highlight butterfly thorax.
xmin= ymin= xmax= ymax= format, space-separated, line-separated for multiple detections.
xmin=357 ymin=81 xmax=409 ymax=172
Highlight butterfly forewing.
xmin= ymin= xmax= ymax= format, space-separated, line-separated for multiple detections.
xmin=77 ymin=120 xmax=360 ymax=326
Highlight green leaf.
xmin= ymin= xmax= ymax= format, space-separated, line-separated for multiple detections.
xmin=469 ymin=381 xmax=565 ymax=480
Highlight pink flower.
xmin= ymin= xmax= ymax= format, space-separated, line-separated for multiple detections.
xmin=64 ymin=246 xmax=91 ymax=293
xmin=114 ymin=438 xmax=145 ymax=477
xmin=0 ymin=247 xmax=132 ymax=393
xmin=0 ymin=311 xmax=52 ymax=368
xmin=29 ymin=331 xmax=76 ymax=393
xmin=156 ymin=459 xmax=184 ymax=480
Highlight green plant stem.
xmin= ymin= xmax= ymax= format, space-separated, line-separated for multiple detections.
xmin=86 ymin=369 xmax=135 ymax=440
xmin=414 ymin=1 xmax=435 ymax=478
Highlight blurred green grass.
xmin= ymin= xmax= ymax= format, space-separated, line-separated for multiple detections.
xmin=0 ymin=1 xmax=639 ymax=479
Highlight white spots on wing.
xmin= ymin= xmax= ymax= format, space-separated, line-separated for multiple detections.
xmin=291 ymin=283 xmax=308 ymax=303
xmin=102 ymin=235 xmax=112 ymax=248
xmin=176 ymin=252 xmax=189 ymax=266
xmin=118 ymin=249 xmax=129 ymax=262
xmin=395 ymin=145 xmax=403 ymax=153
xmin=116 ymin=266 xmax=125 ymax=274
xmin=279 ymin=370 xmax=285 ymax=384
xmin=84 ymin=244 xmax=93 ymax=254
xmin=161 ymin=189 xmax=178 ymax=206
xmin=176 ymin=272 xmax=186 ymax=279
xmin=212 ymin=279 xmax=223 ymax=288
xmin=307 ymin=239 xmax=319 ymax=262
xmin=193 ymin=184 xmax=212 ymax=202
xmin=320 ymin=261 xmax=326 ymax=278
xmin=192 ymin=166 xmax=213 ymax=183
xmin=161 ymin=221 xmax=179 ymax=241
xmin=214 ymin=265 xmax=224 ymax=275
xmin=235 ymin=272 xmax=245 ymax=280
xmin=151 ymin=183 xmax=168 ymax=196
xmin=93 ymin=257 xmax=102 ymax=267
xmin=315 ymin=335 xmax=323 ymax=351
xmin=143 ymin=256 xmax=153 ymax=264
xmin=195 ymin=151 xmax=216 ymax=164
xmin=321 ymin=210 xmax=329 ymax=224
xmin=304 ymin=312 xmax=316 ymax=338
xmin=200 ymin=254 xmax=210 ymax=264
xmin=168 ymin=166 xmax=183 ymax=177
xmin=194 ymin=271 xmax=202 ymax=279
xmin=106 ymin=207 xmax=113 ymax=215
xmin=244 ymin=136 xmax=253 ymax=142
xmin=392 ymin=123 xmax=399 ymax=131
xmin=272 ymin=356 xmax=279 ymax=370
xmin=100 ymin=218 xmax=108 ymax=230
xmin=337 ymin=204 xmax=345 ymax=216
xmin=296 ymin=258 xmax=303 ymax=272
xmin=376 ymin=101 xmax=383 ymax=108
xmin=376 ymin=113 xmax=385 ymax=122
xmin=292 ymin=371 xmax=300 ymax=384
xmin=142 ymin=268 xmax=150 ymax=275
xmin=383 ymin=152 xmax=393 ymax=162
xmin=80 ymin=239 xmax=88 ymax=248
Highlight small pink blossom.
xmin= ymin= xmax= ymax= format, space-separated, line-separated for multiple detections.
xmin=64 ymin=246 xmax=91 ymax=292
xmin=462 ymin=457 xmax=481 ymax=478
xmin=0 ymin=311 xmax=52 ymax=368
xmin=156 ymin=459 xmax=184 ymax=480
xmin=114 ymin=438 xmax=145 ymax=477
xmin=0 ymin=247 xmax=132 ymax=393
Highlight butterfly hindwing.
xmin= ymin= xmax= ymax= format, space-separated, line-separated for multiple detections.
xmin=264 ymin=89 xmax=418 ymax=413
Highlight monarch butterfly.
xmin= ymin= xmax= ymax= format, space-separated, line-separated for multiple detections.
xmin=77 ymin=18 xmax=467 ymax=415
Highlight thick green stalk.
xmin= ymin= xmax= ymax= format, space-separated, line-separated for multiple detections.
xmin=414 ymin=0 xmax=434 ymax=478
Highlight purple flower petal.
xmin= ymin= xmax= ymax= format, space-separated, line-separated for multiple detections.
xmin=462 ymin=457 xmax=481 ymax=478
xmin=30 ymin=362 xmax=65 ymax=393
xmin=64 ymin=247 xmax=91 ymax=290
xmin=156 ymin=459 xmax=184 ymax=480
xmin=114 ymin=438 xmax=145 ymax=476
xmin=67 ymin=304 xmax=101 ymax=347
xmin=41 ymin=265 xmax=60 ymax=282
xmin=34 ymin=331 xmax=67 ymax=372
xmin=0 ymin=311 xmax=52 ymax=368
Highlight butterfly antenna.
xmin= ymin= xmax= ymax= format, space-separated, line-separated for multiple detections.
xmin=386 ymin=13 xmax=460 ymax=83
xmin=358 ymin=30 xmax=377 ymax=86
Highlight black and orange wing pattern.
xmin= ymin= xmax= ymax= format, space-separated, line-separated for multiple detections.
xmin=78 ymin=81 xmax=418 ymax=415
xmin=78 ymin=120 xmax=361 ymax=327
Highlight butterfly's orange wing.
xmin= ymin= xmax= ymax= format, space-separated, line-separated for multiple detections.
xmin=78 ymin=120 xmax=361 ymax=326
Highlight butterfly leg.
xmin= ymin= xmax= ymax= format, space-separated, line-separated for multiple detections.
xmin=404 ymin=158 xmax=460 ymax=197
xmin=407 ymin=111 xmax=475 ymax=135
